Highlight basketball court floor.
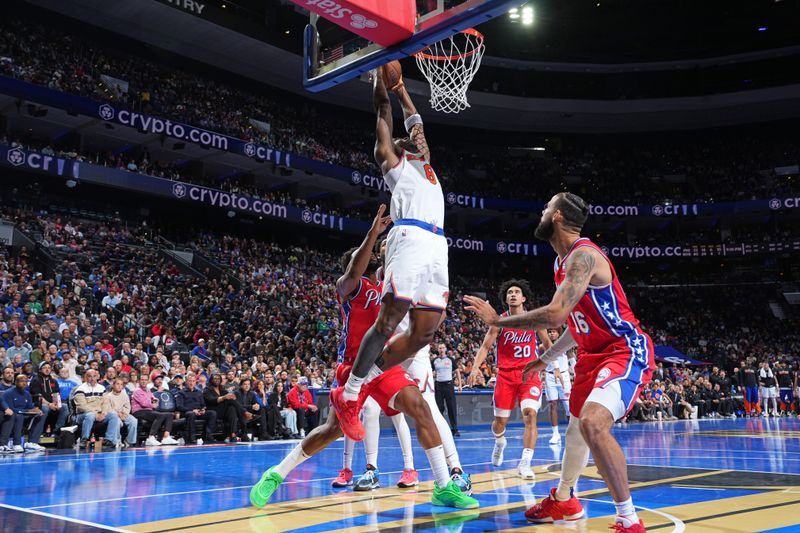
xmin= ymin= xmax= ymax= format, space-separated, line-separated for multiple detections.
xmin=1 ymin=417 xmax=798 ymax=532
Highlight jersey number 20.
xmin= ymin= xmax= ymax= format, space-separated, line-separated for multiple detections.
xmin=513 ymin=345 xmax=533 ymax=358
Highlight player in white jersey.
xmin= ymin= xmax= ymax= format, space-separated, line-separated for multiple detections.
xmin=334 ymin=62 xmax=450 ymax=444
xmin=544 ymin=327 xmax=572 ymax=445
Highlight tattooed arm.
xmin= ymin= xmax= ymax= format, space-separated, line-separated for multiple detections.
xmin=464 ymin=247 xmax=600 ymax=331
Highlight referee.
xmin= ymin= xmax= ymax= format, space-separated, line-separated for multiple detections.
xmin=433 ymin=343 xmax=460 ymax=437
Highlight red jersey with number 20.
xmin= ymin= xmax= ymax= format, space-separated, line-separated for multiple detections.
xmin=554 ymin=238 xmax=654 ymax=372
xmin=496 ymin=312 xmax=539 ymax=371
xmin=337 ymin=277 xmax=382 ymax=365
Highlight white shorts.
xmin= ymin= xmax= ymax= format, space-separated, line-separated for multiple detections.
xmin=382 ymin=225 xmax=449 ymax=310
xmin=761 ymin=387 xmax=778 ymax=399
xmin=545 ymin=372 xmax=572 ymax=401
xmin=401 ymin=346 xmax=436 ymax=399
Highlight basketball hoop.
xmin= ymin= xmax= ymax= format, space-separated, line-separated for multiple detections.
xmin=414 ymin=28 xmax=485 ymax=114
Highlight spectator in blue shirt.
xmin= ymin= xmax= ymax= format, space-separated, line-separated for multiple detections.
xmin=0 ymin=374 xmax=45 ymax=452
xmin=191 ymin=339 xmax=209 ymax=361
xmin=56 ymin=366 xmax=79 ymax=402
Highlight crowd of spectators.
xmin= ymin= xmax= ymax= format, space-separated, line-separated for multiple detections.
xmin=1 ymin=194 xmax=798 ymax=452
xmin=2 ymin=12 xmax=800 ymax=206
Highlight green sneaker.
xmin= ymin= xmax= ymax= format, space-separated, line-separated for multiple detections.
xmin=249 ymin=467 xmax=284 ymax=508
xmin=431 ymin=480 xmax=479 ymax=509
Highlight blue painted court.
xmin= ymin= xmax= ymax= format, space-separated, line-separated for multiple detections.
xmin=1 ymin=417 xmax=799 ymax=532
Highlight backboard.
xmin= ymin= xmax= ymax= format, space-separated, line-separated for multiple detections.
xmin=301 ymin=0 xmax=523 ymax=92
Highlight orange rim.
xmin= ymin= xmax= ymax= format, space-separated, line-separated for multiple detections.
xmin=413 ymin=28 xmax=484 ymax=61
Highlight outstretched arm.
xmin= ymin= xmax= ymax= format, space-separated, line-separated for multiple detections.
xmin=468 ymin=326 xmax=499 ymax=386
xmin=464 ymin=248 xmax=600 ymax=331
xmin=336 ymin=204 xmax=392 ymax=300
xmin=393 ymin=84 xmax=430 ymax=163
xmin=373 ymin=69 xmax=400 ymax=174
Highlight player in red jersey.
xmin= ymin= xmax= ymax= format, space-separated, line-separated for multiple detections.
xmin=465 ymin=192 xmax=655 ymax=533
xmin=250 ymin=206 xmax=478 ymax=511
xmin=468 ymin=279 xmax=551 ymax=480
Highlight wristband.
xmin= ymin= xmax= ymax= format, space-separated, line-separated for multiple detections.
xmin=404 ymin=114 xmax=423 ymax=134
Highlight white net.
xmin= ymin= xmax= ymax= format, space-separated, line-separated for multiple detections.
xmin=414 ymin=29 xmax=485 ymax=114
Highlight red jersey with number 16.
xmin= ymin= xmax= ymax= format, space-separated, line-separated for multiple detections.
xmin=337 ymin=277 xmax=382 ymax=365
xmin=554 ymin=238 xmax=655 ymax=372
xmin=496 ymin=311 xmax=539 ymax=371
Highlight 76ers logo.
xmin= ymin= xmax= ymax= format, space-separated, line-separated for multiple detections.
xmin=596 ymin=367 xmax=612 ymax=383
xmin=529 ymin=386 xmax=540 ymax=397
xmin=364 ymin=288 xmax=381 ymax=309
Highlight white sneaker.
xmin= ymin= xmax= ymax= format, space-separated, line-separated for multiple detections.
xmin=517 ymin=461 xmax=535 ymax=480
xmin=300 ymin=429 xmax=306 ymax=438
xmin=549 ymin=432 xmax=561 ymax=445
xmin=161 ymin=436 xmax=180 ymax=446
xmin=177 ymin=438 xmax=185 ymax=446
xmin=0 ymin=445 xmax=10 ymax=454
xmin=24 ymin=442 xmax=45 ymax=452
xmin=12 ymin=445 xmax=24 ymax=453
xmin=491 ymin=437 xmax=506 ymax=467
xmin=196 ymin=438 xmax=203 ymax=446
xmin=145 ymin=436 xmax=162 ymax=447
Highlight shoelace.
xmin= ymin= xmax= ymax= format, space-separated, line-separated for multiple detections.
xmin=608 ymin=521 xmax=636 ymax=532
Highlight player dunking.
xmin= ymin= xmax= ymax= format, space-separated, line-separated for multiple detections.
xmin=250 ymin=206 xmax=476 ymax=510
xmin=468 ymin=279 xmax=552 ymax=480
xmin=465 ymin=192 xmax=656 ymax=533
xmin=332 ymin=63 xmax=449 ymax=443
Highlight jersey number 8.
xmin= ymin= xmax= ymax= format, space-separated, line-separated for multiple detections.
xmin=423 ymin=164 xmax=438 ymax=185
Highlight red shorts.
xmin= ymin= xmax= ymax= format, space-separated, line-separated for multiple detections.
xmin=361 ymin=366 xmax=417 ymax=417
xmin=335 ymin=362 xmax=353 ymax=387
xmin=569 ymin=341 xmax=654 ymax=420
xmin=493 ymin=367 xmax=543 ymax=417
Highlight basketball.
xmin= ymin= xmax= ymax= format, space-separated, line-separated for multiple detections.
xmin=382 ymin=60 xmax=403 ymax=91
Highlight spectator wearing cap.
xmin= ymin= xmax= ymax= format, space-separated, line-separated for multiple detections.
xmin=102 ymin=378 xmax=137 ymax=447
xmin=131 ymin=374 xmax=179 ymax=446
xmin=29 ymin=361 xmax=69 ymax=434
xmin=175 ymin=374 xmax=216 ymax=444
xmin=0 ymin=373 xmax=45 ymax=452
xmin=169 ymin=374 xmax=185 ymax=394
xmin=287 ymin=376 xmax=318 ymax=437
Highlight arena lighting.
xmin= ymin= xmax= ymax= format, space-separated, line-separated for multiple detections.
xmin=65 ymin=179 xmax=77 ymax=188
xmin=758 ymin=27 xmax=768 ymax=31
xmin=227 ymin=210 xmax=236 ymax=218
xmin=522 ymin=5 xmax=534 ymax=25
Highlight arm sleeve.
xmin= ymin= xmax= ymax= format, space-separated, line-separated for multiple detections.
xmin=538 ymin=329 xmax=578 ymax=366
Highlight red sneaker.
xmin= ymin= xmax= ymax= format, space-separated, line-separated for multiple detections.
xmin=331 ymin=468 xmax=353 ymax=488
xmin=331 ymin=387 xmax=365 ymax=442
xmin=525 ymin=488 xmax=585 ymax=523
xmin=396 ymin=469 xmax=419 ymax=488
xmin=610 ymin=517 xmax=647 ymax=532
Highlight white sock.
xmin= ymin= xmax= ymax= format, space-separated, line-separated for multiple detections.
xmin=614 ymin=497 xmax=638 ymax=521
xmin=555 ymin=416 xmax=590 ymax=501
xmin=391 ymin=413 xmax=414 ymax=470
xmin=274 ymin=444 xmax=311 ymax=479
xmin=344 ymin=374 xmax=365 ymax=402
xmin=551 ymin=424 xmax=560 ymax=433
xmin=365 ymin=364 xmax=383 ymax=385
xmin=342 ymin=436 xmax=355 ymax=470
xmin=520 ymin=448 xmax=534 ymax=465
xmin=426 ymin=393 xmax=461 ymax=470
xmin=363 ymin=397 xmax=381 ymax=467
xmin=424 ymin=445 xmax=451 ymax=487
xmin=494 ymin=435 xmax=507 ymax=448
